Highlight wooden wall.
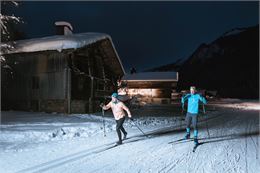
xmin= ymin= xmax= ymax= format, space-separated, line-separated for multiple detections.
xmin=2 ymin=50 xmax=69 ymax=112
xmin=2 ymin=39 xmax=124 ymax=113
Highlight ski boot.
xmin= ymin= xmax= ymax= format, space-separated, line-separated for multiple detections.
xmin=194 ymin=137 xmax=199 ymax=145
xmin=185 ymin=133 xmax=190 ymax=139
xmin=116 ymin=140 xmax=122 ymax=145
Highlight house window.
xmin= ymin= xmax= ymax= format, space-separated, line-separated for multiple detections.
xmin=32 ymin=76 xmax=39 ymax=89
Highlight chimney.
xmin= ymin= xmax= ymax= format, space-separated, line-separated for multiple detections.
xmin=55 ymin=21 xmax=73 ymax=35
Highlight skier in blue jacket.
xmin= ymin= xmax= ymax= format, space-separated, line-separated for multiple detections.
xmin=181 ymin=86 xmax=207 ymax=145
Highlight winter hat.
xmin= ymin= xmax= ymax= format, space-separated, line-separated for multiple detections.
xmin=111 ymin=92 xmax=118 ymax=98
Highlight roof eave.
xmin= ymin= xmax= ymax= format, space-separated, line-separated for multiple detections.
xmin=122 ymin=79 xmax=178 ymax=82
xmin=106 ymin=36 xmax=125 ymax=75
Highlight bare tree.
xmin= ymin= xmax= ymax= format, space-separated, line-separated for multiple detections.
xmin=1 ymin=1 xmax=22 ymax=41
xmin=1 ymin=1 xmax=22 ymax=62
xmin=1 ymin=1 xmax=23 ymax=95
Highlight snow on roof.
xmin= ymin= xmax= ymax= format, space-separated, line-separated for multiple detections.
xmin=122 ymin=72 xmax=178 ymax=81
xmin=1 ymin=32 xmax=111 ymax=54
xmin=1 ymin=32 xmax=126 ymax=74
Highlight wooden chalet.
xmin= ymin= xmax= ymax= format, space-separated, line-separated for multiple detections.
xmin=1 ymin=32 xmax=125 ymax=113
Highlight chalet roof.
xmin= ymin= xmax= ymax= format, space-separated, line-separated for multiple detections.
xmin=122 ymin=72 xmax=178 ymax=81
xmin=1 ymin=33 xmax=111 ymax=53
xmin=1 ymin=32 xmax=125 ymax=74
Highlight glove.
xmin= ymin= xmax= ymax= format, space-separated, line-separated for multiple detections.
xmin=100 ymin=103 xmax=104 ymax=108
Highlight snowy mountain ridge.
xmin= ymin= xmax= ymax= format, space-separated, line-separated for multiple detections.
xmin=222 ymin=27 xmax=247 ymax=37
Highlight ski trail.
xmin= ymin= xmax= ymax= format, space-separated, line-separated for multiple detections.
xmin=245 ymin=119 xmax=249 ymax=173
xmin=132 ymin=138 xmax=174 ymax=173
xmin=195 ymin=108 xmax=247 ymax=173
xmin=248 ymin=119 xmax=259 ymax=160
xmin=157 ymin=148 xmax=189 ymax=173
xmin=79 ymin=109 xmax=256 ymax=173
xmin=247 ymin=119 xmax=260 ymax=173
xmin=2 ymin=107 xmax=258 ymax=173
xmin=158 ymin=110 xmax=235 ymax=173
xmin=15 ymin=134 xmax=147 ymax=173
xmin=16 ymin=143 xmax=119 ymax=173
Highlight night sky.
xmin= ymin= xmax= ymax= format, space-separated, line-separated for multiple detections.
xmin=6 ymin=1 xmax=259 ymax=72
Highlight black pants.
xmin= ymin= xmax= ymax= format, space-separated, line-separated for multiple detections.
xmin=116 ymin=117 xmax=127 ymax=141
xmin=185 ymin=112 xmax=198 ymax=131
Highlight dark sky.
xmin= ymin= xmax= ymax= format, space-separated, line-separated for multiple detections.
xmin=6 ymin=1 xmax=259 ymax=72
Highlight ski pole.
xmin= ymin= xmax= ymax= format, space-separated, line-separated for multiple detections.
xmin=181 ymin=103 xmax=185 ymax=114
xmin=203 ymin=104 xmax=210 ymax=139
xmin=101 ymin=105 xmax=106 ymax=137
xmin=180 ymin=103 xmax=185 ymax=129
xmin=131 ymin=119 xmax=149 ymax=138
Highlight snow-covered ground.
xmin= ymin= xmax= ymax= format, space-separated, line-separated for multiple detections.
xmin=0 ymin=100 xmax=259 ymax=173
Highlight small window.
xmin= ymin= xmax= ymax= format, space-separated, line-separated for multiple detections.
xmin=32 ymin=76 xmax=39 ymax=89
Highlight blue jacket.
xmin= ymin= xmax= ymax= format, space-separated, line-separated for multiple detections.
xmin=181 ymin=93 xmax=207 ymax=114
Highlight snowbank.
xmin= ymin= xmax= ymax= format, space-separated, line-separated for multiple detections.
xmin=0 ymin=112 xmax=186 ymax=151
